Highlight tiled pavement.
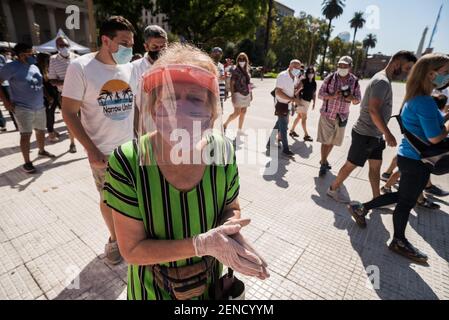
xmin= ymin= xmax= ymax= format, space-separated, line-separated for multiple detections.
xmin=0 ymin=79 xmax=448 ymax=300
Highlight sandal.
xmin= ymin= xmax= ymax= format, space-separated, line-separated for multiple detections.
xmin=304 ymin=135 xmax=313 ymax=142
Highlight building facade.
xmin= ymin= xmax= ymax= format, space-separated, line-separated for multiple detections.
xmin=363 ymin=53 xmax=391 ymax=78
xmin=274 ymin=1 xmax=295 ymax=18
xmin=0 ymin=0 xmax=91 ymax=46
xmin=141 ymin=0 xmax=170 ymax=32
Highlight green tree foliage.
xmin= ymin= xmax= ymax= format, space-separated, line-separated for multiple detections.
xmin=94 ymin=0 xmax=154 ymax=52
xmin=320 ymin=0 xmax=345 ymax=74
xmin=349 ymin=11 xmax=366 ymax=56
xmin=154 ymin=0 xmax=269 ymax=48
xmin=271 ymin=14 xmax=328 ymax=69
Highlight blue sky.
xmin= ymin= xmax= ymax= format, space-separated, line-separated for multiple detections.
xmin=280 ymin=0 xmax=449 ymax=55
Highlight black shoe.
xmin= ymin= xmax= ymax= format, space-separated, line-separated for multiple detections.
xmin=69 ymin=143 xmax=77 ymax=154
xmin=320 ymin=161 xmax=331 ymax=170
xmin=23 ymin=162 xmax=37 ymax=174
xmin=319 ymin=164 xmax=327 ymax=177
xmin=304 ymin=135 xmax=313 ymax=142
xmin=389 ymin=238 xmax=428 ymax=264
xmin=282 ymin=150 xmax=295 ymax=157
xmin=347 ymin=202 xmax=368 ymax=228
xmin=38 ymin=150 xmax=56 ymax=158
xmin=289 ymin=131 xmax=299 ymax=138
xmin=424 ymin=185 xmax=449 ymax=197
xmin=0 ymin=126 xmax=6 ymax=132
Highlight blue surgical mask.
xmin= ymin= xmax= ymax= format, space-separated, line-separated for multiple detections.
xmin=433 ymin=72 xmax=449 ymax=89
xmin=27 ymin=56 xmax=37 ymax=65
xmin=112 ymin=45 xmax=133 ymax=64
xmin=291 ymin=68 xmax=301 ymax=77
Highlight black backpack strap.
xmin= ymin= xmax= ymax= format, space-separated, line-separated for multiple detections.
xmin=392 ymin=113 xmax=430 ymax=154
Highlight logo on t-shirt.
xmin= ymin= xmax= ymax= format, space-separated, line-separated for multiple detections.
xmin=27 ymin=72 xmax=43 ymax=92
xmin=97 ymin=79 xmax=133 ymax=121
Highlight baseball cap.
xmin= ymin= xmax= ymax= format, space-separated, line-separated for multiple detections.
xmin=338 ymin=56 xmax=353 ymax=66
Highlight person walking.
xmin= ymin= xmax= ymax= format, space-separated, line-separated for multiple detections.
xmin=347 ymin=53 xmax=449 ymax=264
xmin=0 ymin=43 xmax=55 ymax=173
xmin=266 ymin=59 xmax=303 ymax=157
xmin=289 ymin=66 xmax=317 ymax=142
xmin=223 ymin=53 xmax=252 ymax=135
xmin=62 ymin=16 xmax=136 ymax=265
xmin=327 ymin=51 xmax=417 ymax=203
xmin=48 ymin=36 xmax=80 ymax=153
xmin=317 ymin=56 xmax=361 ymax=177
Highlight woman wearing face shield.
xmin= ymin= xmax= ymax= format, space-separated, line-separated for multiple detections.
xmin=103 ymin=43 xmax=269 ymax=300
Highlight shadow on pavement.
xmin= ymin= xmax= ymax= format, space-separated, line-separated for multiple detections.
xmin=311 ymin=175 xmax=438 ymax=300
xmin=0 ymin=153 xmax=87 ymax=191
xmin=409 ymin=207 xmax=449 ymax=264
xmin=54 ymin=257 xmax=127 ymax=300
xmin=291 ymin=139 xmax=313 ymax=159
xmin=262 ymin=148 xmax=291 ymax=189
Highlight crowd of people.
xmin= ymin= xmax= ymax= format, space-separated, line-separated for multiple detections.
xmin=0 ymin=14 xmax=448 ymax=300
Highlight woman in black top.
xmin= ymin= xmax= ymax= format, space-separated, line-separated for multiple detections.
xmin=290 ymin=66 xmax=317 ymax=142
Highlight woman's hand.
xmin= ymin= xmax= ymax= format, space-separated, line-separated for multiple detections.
xmin=193 ymin=220 xmax=269 ymax=278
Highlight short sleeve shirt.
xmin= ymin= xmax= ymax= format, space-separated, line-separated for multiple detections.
xmin=103 ymin=134 xmax=239 ymax=300
xmin=398 ymin=96 xmax=445 ymax=160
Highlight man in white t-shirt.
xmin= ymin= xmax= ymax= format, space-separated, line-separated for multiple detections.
xmin=266 ymin=59 xmax=303 ymax=157
xmin=48 ymin=36 xmax=79 ymax=151
xmin=129 ymin=25 xmax=167 ymax=132
xmin=62 ymin=16 xmax=136 ymax=265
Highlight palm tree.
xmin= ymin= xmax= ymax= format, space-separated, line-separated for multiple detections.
xmin=362 ymin=33 xmax=377 ymax=76
xmin=320 ymin=0 xmax=345 ymax=75
xmin=349 ymin=11 xmax=366 ymax=56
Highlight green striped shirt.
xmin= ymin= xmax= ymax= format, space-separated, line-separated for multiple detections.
xmin=103 ymin=134 xmax=240 ymax=300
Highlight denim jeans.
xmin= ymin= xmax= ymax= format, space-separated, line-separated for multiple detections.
xmin=268 ymin=115 xmax=290 ymax=153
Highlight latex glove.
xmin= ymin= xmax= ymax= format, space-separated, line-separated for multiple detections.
xmin=225 ymin=219 xmax=270 ymax=280
xmin=192 ymin=222 xmax=265 ymax=277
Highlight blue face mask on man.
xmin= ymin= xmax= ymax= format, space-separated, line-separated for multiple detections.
xmin=112 ymin=45 xmax=133 ymax=64
xmin=26 ymin=56 xmax=37 ymax=65
xmin=433 ymin=72 xmax=449 ymax=89
xmin=291 ymin=68 xmax=301 ymax=77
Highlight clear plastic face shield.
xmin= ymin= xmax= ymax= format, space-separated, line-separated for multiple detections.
xmin=138 ymin=64 xmax=231 ymax=166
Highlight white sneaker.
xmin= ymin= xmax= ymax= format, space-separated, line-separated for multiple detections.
xmin=327 ymin=186 xmax=351 ymax=204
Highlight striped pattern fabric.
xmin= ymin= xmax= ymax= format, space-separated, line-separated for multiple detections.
xmin=103 ymin=134 xmax=239 ymax=300
xmin=48 ymin=53 xmax=79 ymax=83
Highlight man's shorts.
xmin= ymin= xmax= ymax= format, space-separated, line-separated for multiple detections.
xmin=90 ymin=165 xmax=108 ymax=201
xmin=14 ymin=106 xmax=46 ymax=133
xmin=295 ymin=99 xmax=311 ymax=114
xmin=317 ymin=115 xmax=346 ymax=146
xmin=347 ymin=130 xmax=386 ymax=167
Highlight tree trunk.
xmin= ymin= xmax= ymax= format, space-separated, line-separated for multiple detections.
xmin=264 ymin=0 xmax=274 ymax=67
xmin=320 ymin=19 xmax=333 ymax=76
xmin=350 ymin=28 xmax=358 ymax=56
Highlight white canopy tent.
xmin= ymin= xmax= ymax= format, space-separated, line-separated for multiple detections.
xmin=34 ymin=29 xmax=90 ymax=54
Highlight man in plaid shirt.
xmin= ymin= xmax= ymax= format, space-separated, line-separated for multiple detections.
xmin=317 ymin=56 xmax=361 ymax=177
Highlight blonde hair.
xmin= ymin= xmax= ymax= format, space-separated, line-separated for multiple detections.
xmin=153 ymin=43 xmax=217 ymax=76
xmin=404 ymin=53 xmax=449 ymax=104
